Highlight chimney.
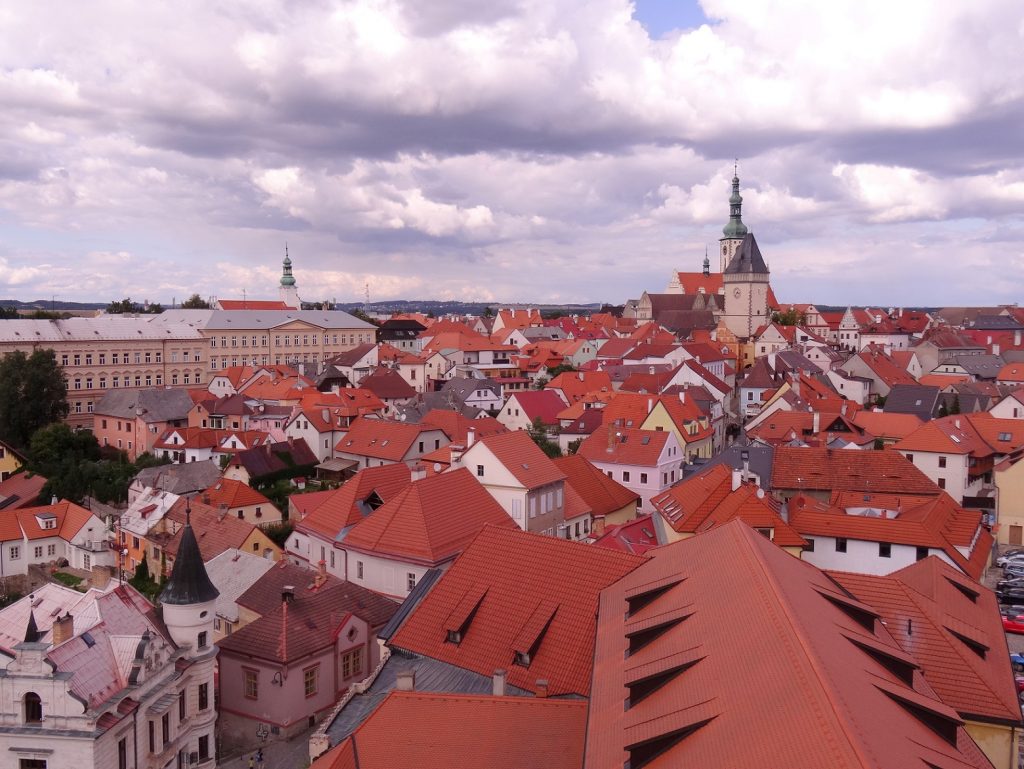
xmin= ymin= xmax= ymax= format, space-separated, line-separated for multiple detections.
xmin=281 ymin=585 xmax=295 ymax=604
xmin=648 ymin=366 xmax=655 ymax=375
xmin=449 ymin=444 xmax=465 ymax=466
xmin=678 ymin=388 xmax=686 ymax=404
xmin=316 ymin=559 xmax=327 ymax=587
xmin=52 ymin=612 xmax=74 ymax=646
xmin=840 ymin=401 xmax=847 ymax=416
xmin=741 ymin=450 xmax=750 ymax=482
xmin=591 ymin=516 xmax=606 ymax=537
xmin=731 ymin=468 xmax=742 ymax=492
xmin=218 ymin=503 xmax=228 ymax=521
xmin=202 ymin=493 xmax=211 ymax=505
xmin=577 ymin=371 xmax=584 ymax=381
xmin=1015 ymin=330 xmax=1021 ymax=347
xmin=780 ymin=501 xmax=789 ymax=523
xmin=607 ymin=425 xmax=616 ymax=453
xmin=647 ymin=397 xmax=653 ymax=414
xmin=411 ymin=466 xmax=427 ymax=482
xmin=535 ymin=679 xmax=549 ymax=698
xmin=91 ymin=565 xmax=111 ymax=590
xmin=396 ymin=670 xmax=416 ymax=692
xmin=493 ymin=669 xmax=507 ymax=697
xmin=466 ymin=427 xmax=476 ymax=448
xmin=812 ymin=412 xmax=820 ymax=434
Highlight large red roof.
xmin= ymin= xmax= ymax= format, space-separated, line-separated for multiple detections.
xmin=552 ymin=455 xmax=639 ymax=517
xmin=468 ymin=430 xmax=566 ymax=490
xmin=389 ymin=525 xmax=644 ymax=696
xmin=341 ymin=468 xmax=516 ymax=565
xmin=770 ymin=446 xmax=939 ymax=495
xmin=335 ymin=418 xmax=449 ymax=462
xmin=577 ymin=426 xmax=672 ymax=467
xmin=310 ymin=691 xmax=586 ymax=769
xmin=297 ymin=464 xmax=412 ymax=540
xmin=506 ymin=390 xmax=566 ymax=426
xmin=586 ymin=520 xmax=994 ymax=769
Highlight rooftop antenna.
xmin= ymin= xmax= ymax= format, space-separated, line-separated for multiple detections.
xmin=364 ymin=282 xmax=370 ymax=314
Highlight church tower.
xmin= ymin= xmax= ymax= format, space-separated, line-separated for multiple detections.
xmin=278 ymin=246 xmax=301 ymax=309
xmin=719 ymin=168 xmax=748 ymax=272
xmin=160 ymin=504 xmax=219 ymax=658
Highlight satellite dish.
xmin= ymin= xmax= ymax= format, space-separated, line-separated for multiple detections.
xmin=433 ymin=463 xmax=442 ymax=473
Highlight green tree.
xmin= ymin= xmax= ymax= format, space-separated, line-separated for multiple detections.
xmin=950 ymin=395 xmax=961 ymax=415
xmin=180 ymin=294 xmax=211 ymax=309
xmin=482 ymin=306 xmax=494 ymax=318
xmin=566 ymin=438 xmax=583 ymax=455
xmin=263 ymin=520 xmax=295 ymax=549
xmin=107 ymin=297 xmax=141 ymax=314
xmin=0 ymin=349 xmax=69 ymax=449
xmin=527 ymin=416 xmax=562 ymax=459
xmin=0 ymin=306 xmax=19 ymax=319
xmin=546 ymin=363 xmax=577 ymax=379
xmin=770 ymin=308 xmax=806 ymax=326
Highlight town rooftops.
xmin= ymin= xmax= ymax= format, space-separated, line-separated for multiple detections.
xmin=204 ymin=548 xmax=277 ymax=623
xmin=201 ymin=477 xmax=272 ymax=510
xmin=358 ymin=367 xmax=417 ymax=400
xmin=506 ymin=390 xmax=566 ymax=426
xmin=770 ymin=446 xmax=939 ymax=496
xmin=160 ymin=504 xmax=220 ymax=605
xmin=420 ymin=410 xmax=506 ymax=444
xmin=0 ymin=471 xmax=46 ymax=511
xmin=298 ymin=464 xmax=413 ymax=542
xmin=310 ymin=691 xmax=586 ymax=769
xmin=164 ymin=498 xmax=275 ymax=566
xmin=215 ymin=299 xmax=291 ymax=310
xmin=2 ymin=500 xmax=97 ymax=543
xmin=335 ymin=418 xmax=448 ymax=462
xmin=830 ymin=557 xmax=1021 ymax=727
xmin=158 ymin=308 xmax=375 ymax=330
xmin=895 ymin=413 xmax=1024 ymax=457
xmin=0 ymin=315 xmax=204 ymax=344
xmin=226 ymin=438 xmax=318 ymax=478
xmin=585 ymin=520 xmax=994 ymax=769
xmin=341 ymin=468 xmax=516 ymax=565
xmin=325 ymin=342 xmax=377 ymax=367
xmin=133 ymin=460 xmax=222 ymax=495
xmin=553 ymin=454 xmax=640 ymax=517
xmin=577 ymin=426 xmax=673 ymax=467
xmin=93 ymin=387 xmax=195 ymax=422
xmin=389 ymin=525 xmax=644 ymax=697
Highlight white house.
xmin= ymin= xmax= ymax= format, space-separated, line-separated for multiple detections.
xmin=0 ymin=501 xmax=114 ymax=578
xmin=576 ymin=427 xmax=685 ymax=513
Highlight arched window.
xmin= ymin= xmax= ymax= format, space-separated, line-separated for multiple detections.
xmin=24 ymin=692 xmax=42 ymax=724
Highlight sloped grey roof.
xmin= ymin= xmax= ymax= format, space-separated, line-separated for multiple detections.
xmin=94 ymin=387 xmax=195 ymax=422
xmin=133 ymin=461 xmax=222 ymax=494
xmin=204 ymin=548 xmax=276 ymax=623
xmin=158 ymin=308 xmax=374 ymax=330
xmin=953 ymin=354 xmax=1005 ymax=378
xmin=723 ymin=233 xmax=769 ymax=275
xmin=883 ymin=384 xmax=940 ymax=420
xmin=441 ymin=377 xmax=501 ymax=402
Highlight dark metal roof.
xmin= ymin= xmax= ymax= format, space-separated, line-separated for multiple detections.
xmin=723 ymin=233 xmax=769 ymax=275
xmin=160 ymin=519 xmax=220 ymax=605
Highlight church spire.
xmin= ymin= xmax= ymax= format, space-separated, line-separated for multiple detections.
xmin=280 ymin=244 xmax=296 ymax=287
xmin=722 ymin=163 xmax=748 ymax=239
xmin=160 ymin=499 xmax=219 ymax=606
xmin=702 ymin=246 xmax=710 ymax=277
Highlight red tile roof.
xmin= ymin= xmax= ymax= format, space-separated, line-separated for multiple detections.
xmin=552 ymin=455 xmax=640 ymax=517
xmin=592 ymin=514 xmax=659 ymax=555
xmin=855 ymin=346 xmax=919 ymax=388
xmin=335 ymin=418 xmax=449 ymax=462
xmin=217 ymin=299 xmax=291 ymax=310
xmin=577 ymin=426 xmax=672 ymax=467
xmin=545 ymin=370 xmax=613 ymax=403
xmin=297 ymin=464 xmax=413 ymax=540
xmin=469 ymin=430 xmax=566 ymax=490
xmin=586 ymin=520 xmax=995 ymax=769
xmin=831 ymin=558 xmax=1021 ymax=726
xmin=390 ymin=525 xmax=645 ymax=696
xmin=358 ymin=367 xmax=416 ymax=400
xmin=505 ymin=390 xmax=566 ymax=426
xmin=165 ymin=499 xmax=278 ymax=563
xmin=745 ymin=410 xmax=872 ymax=447
xmin=770 ymin=446 xmax=939 ymax=495
xmin=0 ymin=472 xmax=46 ymax=511
xmin=341 ymin=468 xmax=517 ymax=565
xmin=201 ymin=477 xmax=272 ymax=510
xmin=310 ymin=691 xmax=586 ymax=769
xmin=11 ymin=500 xmax=95 ymax=542
xmin=895 ymin=413 xmax=1024 ymax=456
xmin=851 ymin=410 xmax=923 ymax=441
xmin=420 ymin=410 xmax=506 ymax=443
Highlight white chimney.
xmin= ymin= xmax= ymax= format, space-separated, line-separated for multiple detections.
xmin=466 ymin=427 xmax=476 ymax=448
xmin=493 ymin=669 xmax=507 ymax=696
xmin=411 ymin=466 xmax=427 ymax=481
xmin=396 ymin=670 xmax=416 ymax=691
xmin=812 ymin=412 xmax=820 ymax=434
xmin=731 ymin=468 xmax=742 ymax=492
xmin=647 ymin=397 xmax=653 ymax=413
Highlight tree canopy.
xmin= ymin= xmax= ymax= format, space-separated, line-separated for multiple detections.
xmin=180 ymin=294 xmax=211 ymax=309
xmin=527 ymin=416 xmax=562 ymax=459
xmin=106 ymin=297 xmax=163 ymax=314
xmin=0 ymin=349 xmax=69 ymax=449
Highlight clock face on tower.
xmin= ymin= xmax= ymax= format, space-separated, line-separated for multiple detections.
xmin=733 ymin=287 xmax=741 ymax=298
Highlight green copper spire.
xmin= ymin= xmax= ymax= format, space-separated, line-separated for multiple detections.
xmin=722 ymin=163 xmax=748 ymax=239
xmin=702 ymin=246 xmax=710 ymax=276
xmin=280 ymin=244 xmax=296 ymax=287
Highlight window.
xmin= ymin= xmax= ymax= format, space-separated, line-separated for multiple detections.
xmin=198 ymin=735 xmax=210 ymax=762
xmin=161 ymin=712 xmax=170 ymax=747
xmin=835 ymin=538 xmax=847 ymax=553
xmin=341 ymin=648 xmax=363 ymax=679
xmin=640 ymin=472 xmax=648 ymax=484
xmin=178 ymin=689 xmax=186 ymax=721
xmin=905 ymin=453 xmax=913 ymax=463
xmin=356 ymin=561 xmax=364 ymax=579
xmin=303 ymin=665 xmax=320 ymax=698
xmin=244 ymin=669 xmax=258 ymax=699
xmin=916 ymin=546 xmax=928 ymax=561
xmin=119 ymin=737 xmax=128 ymax=769
xmin=23 ymin=692 xmax=42 ymax=724
xmin=407 ymin=572 xmax=417 ymax=592
xmin=476 ymin=464 xmax=484 ymax=477
xmin=34 ymin=546 xmax=42 ymax=558
xmin=47 ymin=544 xmax=55 ymax=556
xmin=148 ymin=720 xmax=155 ymax=753
xmin=623 ymin=471 xmax=630 ymax=482
xmin=879 ymin=542 xmax=892 ymax=558
xmin=938 ymin=478 xmax=946 ymax=489
xmin=133 ymin=536 xmax=140 ymax=549
xmin=10 ymin=546 xmax=20 ymax=560
xmin=938 ymin=456 xmax=946 ymax=469
xmin=197 ymin=630 xmax=208 ymax=650
xmin=198 ymin=683 xmax=209 ymax=711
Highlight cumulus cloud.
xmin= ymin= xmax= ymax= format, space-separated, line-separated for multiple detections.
xmin=0 ymin=0 xmax=1020 ymax=306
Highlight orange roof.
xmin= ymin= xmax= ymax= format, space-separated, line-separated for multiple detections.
xmin=0 ymin=472 xmax=46 ymax=511
xmin=420 ymin=410 xmax=506 ymax=444
xmin=335 ymin=418 xmax=449 ymax=462
xmin=745 ymin=410 xmax=872 ymax=447
xmin=652 ymin=465 xmax=806 ymax=546
xmin=8 ymin=501 xmax=94 ymax=542
xmin=311 ymin=691 xmax=586 ymax=769
xmin=577 ymin=427 xmax=672 ymax=467
xmin=201 ymin=478 xmax=272 ymax=510
xmin=552 ymin=455 xmax=639 ymax=517
xmin=298 ymin=388 xmax=387 ymax=421
xmin=997 ymin=362 xmax=1024 ymax=382
xmin=545 ymin=370 xmax=613 ymax=403
xmin=390 ymin=526 xmax=644 ymax=696
xmin=851 ymin=410 xmax=923 ymax=440
xmin=918 ymin=373 xmax=971 ymax=388
xmin=297 ymin=464 xmax=412 ymax=540
xmin=831 ymin=558 xmax=1022 ymax=726
xmin=469 ymin=430 xmax=566 ymax=490
xmin=770 ymin=446 xmax=939 ymax=495
xmin=586 ymin=520 xmax=994 ymax=769
xmin=895 ymin=413 xmax=1024 ymax=456
xmin=787 ymin=493 xmax=991 ymax=579
xmin=855 ymin=346 xmax=919 ymax=388
xmin=341 ymin=468 xmax=516 ymax=565
xmin=424 ymin=331 xmax=516 ymax=354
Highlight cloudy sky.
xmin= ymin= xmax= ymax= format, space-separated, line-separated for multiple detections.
xmin=0 ymin=0 xmax=1022 ymax=308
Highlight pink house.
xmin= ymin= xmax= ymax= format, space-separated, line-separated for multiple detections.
xmin=576 ymin=426 xmax=685 ymax=513
xmin=216 ymin=565 xmax=399 ymax=754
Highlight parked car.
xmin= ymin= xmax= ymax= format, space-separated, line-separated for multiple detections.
xmin=997 ymin=588 xmax=1024 ymax=604
xmin=1004 ymin=565 xmax=1024 ymax=578
xmin=1003 ymin=612 xmax=1024 ymax=634
xmin=998 ymin=579 xmax=1024 ymax=590
xmin=999 ymin=554 xmax=1024 ymax=567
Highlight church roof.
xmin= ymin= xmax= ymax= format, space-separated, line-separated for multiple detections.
xmin=160 ymin=510 xmax=220 ymax=605
xmin=723 ymin=233 xmax=769 ymax=275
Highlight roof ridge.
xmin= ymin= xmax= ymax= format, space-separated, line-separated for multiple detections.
xmin=737 ymin=526 xmax=875 ymax=767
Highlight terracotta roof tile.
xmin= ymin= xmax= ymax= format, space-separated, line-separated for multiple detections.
xmin=552 ymin=455 xmax=640 ymax=516
xmin=298 ymin=464 xmax=412 ymax=540
xmin=469 ymin=431 xmax=566 ymax=490
xmin=390 ymin=526 xmax=644 ymax=696
xmin=770 ymin=446 xmax=939 ymax=495
xmin=335 ymin=418 xmax=449 ymax=462
xmin=504 ymin=390 xmax=566 ymax=426
xmin=201 ymin=478 xmax=272 ymax=510
xmin=577 ymin=427 xmax=672 ymax=467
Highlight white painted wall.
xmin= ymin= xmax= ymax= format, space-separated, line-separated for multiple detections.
xmin=801 ymin=535 xmax=957 ymax=576
xmin=900 ymin=450 xmax=973 ymax=502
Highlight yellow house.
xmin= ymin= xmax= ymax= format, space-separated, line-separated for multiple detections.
xmin=0 ymin=439 xmax=25 ymax=481
xmin=640 ymin=398 xmax=715 ymax=460
xmin=995 ymin=450 xmax=1024 ymax=546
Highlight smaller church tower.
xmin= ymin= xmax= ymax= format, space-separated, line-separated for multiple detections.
xmin=719 ymin=168 xmax=748 ymax=272
xmin=160 ymin=503 xmax=219 ymax=659
xmin=278 ymin=246 xmax=301 ymax=309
